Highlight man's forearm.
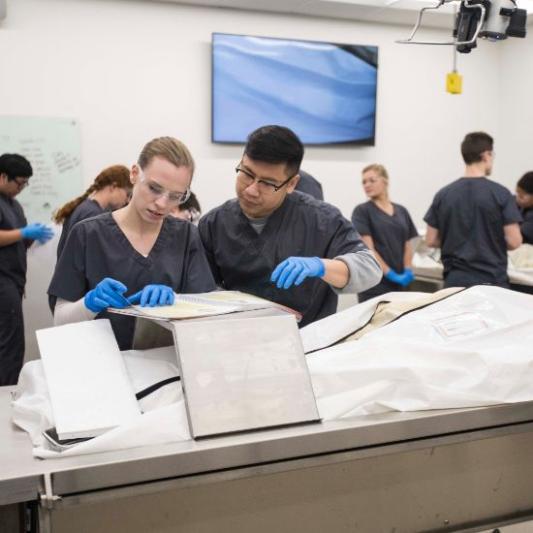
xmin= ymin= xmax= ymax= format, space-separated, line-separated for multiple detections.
xmin=330 ymin=250 xmax=382 ymax=293
xmin=0 ymin=229 xmax=23 ymax=247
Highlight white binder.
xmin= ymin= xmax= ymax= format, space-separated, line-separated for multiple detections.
xmin=36 ymin=320 xmax=141 ymax=440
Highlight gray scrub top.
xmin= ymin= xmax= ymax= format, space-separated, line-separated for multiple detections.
xmin=424 ymin=177 xmax=522 ymax=286
xmin=57 ymin=198 xmax=103 ymax=259
xmin=0 ymin=194 xmax=28 ymax=294
xmin=48 ymin=212 xmax=216 ymax=349
xmin=198 ymin=191 xmax=368 ymax=327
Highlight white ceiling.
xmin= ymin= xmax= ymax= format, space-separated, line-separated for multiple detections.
xmin=152 ymin=0 xmax=533 ymax=29
xmin=154 ymin=0 xmax=455 ymax=28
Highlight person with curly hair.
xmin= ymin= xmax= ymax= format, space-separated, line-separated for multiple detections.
xmin=54 ymin=164 xmax=132 ymax=258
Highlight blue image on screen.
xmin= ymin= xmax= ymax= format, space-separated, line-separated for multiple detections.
xmin=212 ymin=33 xmax=378 ymax=145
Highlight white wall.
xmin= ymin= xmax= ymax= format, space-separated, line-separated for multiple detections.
xmin=498 ymin=35 xmax=533 ymax=186
xmin=0 ymin=0 xmax=508 ymax=359
xmin=1 ymin=0 xmax=504 ymax=221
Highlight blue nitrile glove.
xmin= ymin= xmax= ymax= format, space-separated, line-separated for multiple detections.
xmin=20 ymin=223 xmax=54 ymax=243
xmin=271 ymin=256 xmax=325 ymax=290
xmin=399 ymin=268 xmax=415 ymax=287
xmin=84 ymin=278 xmax=129 ymax=313
xmin=127 ymin=284 xmax=175 ymax=307
xmin=385 ymin=269 xmax=404 ymax=286
xmin=385 ymin=268 xmax=414 ymax=288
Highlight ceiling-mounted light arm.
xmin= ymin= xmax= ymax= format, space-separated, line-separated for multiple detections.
xmin=397 ymin=0 xmax=447 ymax=42
xmin=396 ymin=0 xmax=486 ymax=46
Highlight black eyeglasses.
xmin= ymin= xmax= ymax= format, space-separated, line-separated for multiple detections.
xmin=14 ymin=178 xmax=29 ymax=189
xmin=235 ymin=167 xmax=295 ymax=194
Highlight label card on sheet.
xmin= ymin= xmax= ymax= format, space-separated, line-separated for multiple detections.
xmin=432 ymin=312 xmax=490 ymax=340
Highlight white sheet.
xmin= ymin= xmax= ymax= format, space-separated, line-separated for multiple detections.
xmin=308 ymin=286 xmax=533 ymax=418
xmin=12 ymin=286 xmax=533 ymax=458
xmin=12 ymin=346 xmax=186 ymax=458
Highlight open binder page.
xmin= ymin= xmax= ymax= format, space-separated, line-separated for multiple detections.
xmin=110 ymin=290 xmax=302 ymax=321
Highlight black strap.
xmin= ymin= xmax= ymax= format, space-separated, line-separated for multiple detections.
xmin=135 ymin=376 xmax=181 ymax=401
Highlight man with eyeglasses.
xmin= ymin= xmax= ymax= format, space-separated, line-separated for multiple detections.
xmin=0 ymin=153 xmax=54 ymax=385
xmin=198 ymin=125 xmax=382 ymax=327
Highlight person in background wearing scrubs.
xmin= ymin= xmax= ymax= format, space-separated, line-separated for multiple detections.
xmin=198 ymin=125 xmax=381 ymax=327
xmin=295 ymin=170 xmax=324 ymax=201
xmin=54 ymin=164 xmax=132 ymax=259
xmin=515 ymin=171 xmax=533 ymax=245
xmin=48 ymin=137 xmax=216 ymax=350
xmin=0 ymin=154 xmax=54 ymax=385
xmin=351 ymin=164 xmax=418 ymax=302
xmin=170 ymin=190 xmax=201 ymax=224
xmin=425 ymin=132 xmax=522 ymax=288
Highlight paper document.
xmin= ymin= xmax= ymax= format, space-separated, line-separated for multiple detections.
xmin=110 ymin=291 xmax=301 ymax=321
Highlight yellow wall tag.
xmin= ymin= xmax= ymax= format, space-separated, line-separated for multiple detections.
xmin=446 ymin=71 xmax=462 ymax=94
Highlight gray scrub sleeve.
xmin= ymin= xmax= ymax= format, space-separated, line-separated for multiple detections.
xmin=334 ymin=250 xmax=382 ymax=294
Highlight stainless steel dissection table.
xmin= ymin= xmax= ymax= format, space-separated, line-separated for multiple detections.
xmin=3 ymin=387 xmax=533 ymax=532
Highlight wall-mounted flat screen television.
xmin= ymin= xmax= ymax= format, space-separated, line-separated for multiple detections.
xmin=212 ymin=33 xmax=378 ymax=146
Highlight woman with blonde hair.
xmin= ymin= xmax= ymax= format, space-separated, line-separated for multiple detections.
xmin=48 ymin=137 xmax=216 ymax=349
xmin=351 ymin=163 xmax=418 ymax=302
xmin=54 ymin=165 xmax=132 ymax=258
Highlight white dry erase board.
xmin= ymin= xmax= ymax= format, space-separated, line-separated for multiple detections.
xmin=0 ymin=116 xmax=82 ymax=223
